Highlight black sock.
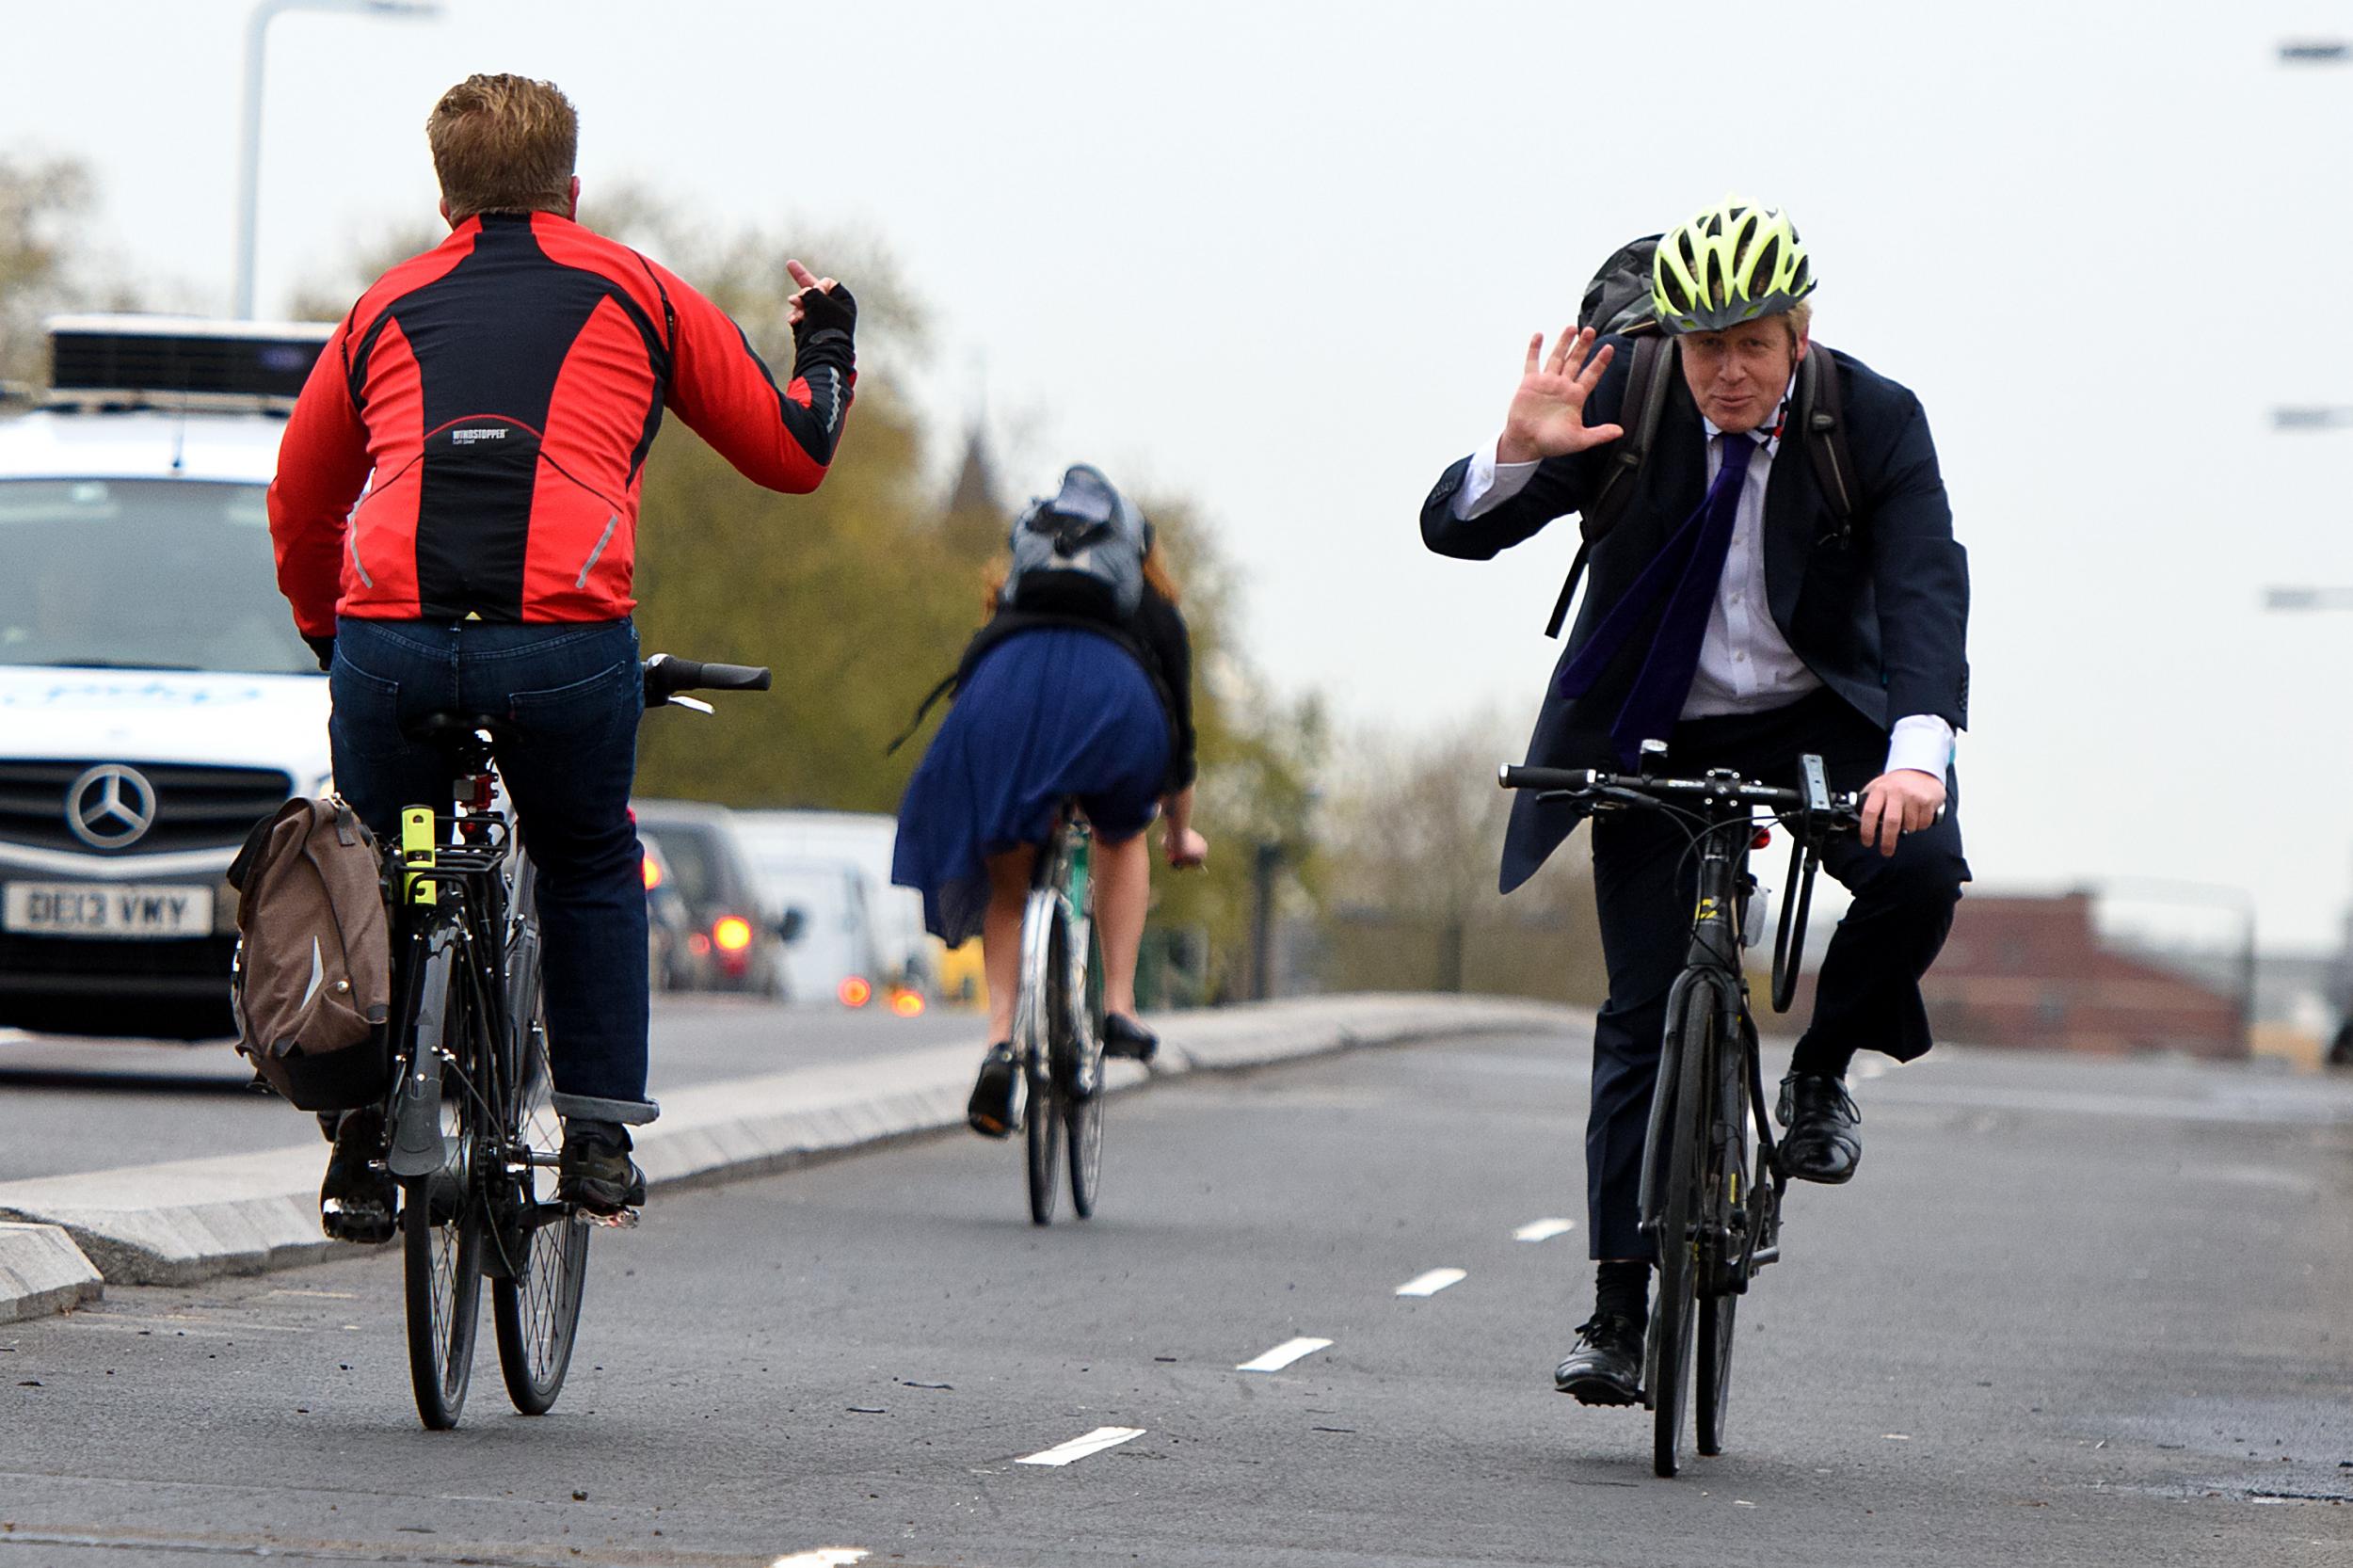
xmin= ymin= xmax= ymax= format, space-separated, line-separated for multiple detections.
xmin=1594 ymin=1259 xmax=1651 ymax=1322
xmin=1788 ymin=1034 xmax=1853 ymax=1080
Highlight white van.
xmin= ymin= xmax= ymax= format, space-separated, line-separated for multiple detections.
xmin=734 ymin=810 xmax=934 ymax=1007
xmin=0 ymin=317 xmax=335 ymax=1037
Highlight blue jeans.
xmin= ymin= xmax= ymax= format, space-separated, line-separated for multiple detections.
xmin=328 ymin=617 xmax=655 ymax=1125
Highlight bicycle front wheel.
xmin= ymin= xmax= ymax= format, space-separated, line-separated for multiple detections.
xmin=400 ymin=945 xmax=483 ymax=1431
xmin=1650 ymin=998 xmax=1714 ymax=1478
xmin=1065 ymin=921 xmax=1105 ymax=1219
xmin=492 ymin=981 xmax=589 ymax=1415
xmin=1695 ymin=1018 xmax=1754 ymax=1457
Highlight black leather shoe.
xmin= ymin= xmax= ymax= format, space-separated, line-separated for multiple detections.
xmin=968 ymin=1044 xmax=1018 ymax=1138
xmin=319 ymin=1108 xmax=396 ymax=1244
xmin=1778 ymin=1071 xmax=1862 ymax=1184
xmin=558 ymin=1126 xmax=647 ymax=1215
xmin=1554 ymin=1311 xmax=1645 ymax=1405
xmin=1102 ymin=1013 xmax=1159 ymax=1063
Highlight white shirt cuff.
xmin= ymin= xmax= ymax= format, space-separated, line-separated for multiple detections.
xmin=1449 ymin=437 xmax=1543 ymax=520
xmin=1884 ymin=714 xmax=1955 ymax=779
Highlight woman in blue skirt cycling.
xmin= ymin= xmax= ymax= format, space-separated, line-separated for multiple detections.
xmin=892 ymin=465 xmax=1206 ymax=1135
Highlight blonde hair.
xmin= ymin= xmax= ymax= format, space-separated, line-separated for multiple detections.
xmin=426 ymin=74 xmax=577 ymax=222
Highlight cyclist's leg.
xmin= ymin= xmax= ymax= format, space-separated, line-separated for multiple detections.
xmin=980 ymin=844 xmax=1036 ymax=1046
xmin=463 ymin=621 xmax=652 ymax=1131
xmin=1720 ymin=697 xmax=1969 ymax=1073
xmin=319 ymin=619 xmax=460 ymax=1237
xmin=1802 ymin=766 xmax=1967 ymax=1071
xmin=1090 ymin=827 xmax=1150 ymax=1018
xmin=1587 ymin=802 xmax=1696 ymax=1264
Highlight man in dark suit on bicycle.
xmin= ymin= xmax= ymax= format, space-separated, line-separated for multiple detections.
xmin=1418 ymin=199 xmax=1970 ymax=1404
xmin=269 ymin=74 xmax=856 ymax=1233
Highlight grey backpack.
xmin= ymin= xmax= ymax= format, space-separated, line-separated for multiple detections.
xmin=1000 ymin=464 xmax=1151 ymax=621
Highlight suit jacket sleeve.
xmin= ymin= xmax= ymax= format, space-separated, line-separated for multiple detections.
xmin=1862 ymin=390 xmax=1969 ymax=730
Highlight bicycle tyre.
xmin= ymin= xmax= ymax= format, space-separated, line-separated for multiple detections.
xmin=1651 ymin=997 xmax=1714 ymax=1478
xmin=491 ymin=935 xmax=589 ymax=1416
xmin=1695 ymin=1017 xmax=1753 ymax=1457
xmin=1025 ymin=1065 xmax=1062 ymax=1224
xmin=401 ymin=947 xmax=483 ymax=1432
xmin=1065 ymin=920 xmax=1105 ymax=1220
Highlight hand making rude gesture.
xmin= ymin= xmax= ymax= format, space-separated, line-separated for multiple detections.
xmin=783 ymin=259 xmax=840 ymax=328
xmin=1497 ymin=325 xmax=1626 ymax=466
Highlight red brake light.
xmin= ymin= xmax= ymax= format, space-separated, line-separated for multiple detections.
xmin=712 ymin=916 xmax=754 ymax=952
xmin=1752 ymin=828 xmax=1772 ymax=849
xmin=839 ymin=976 xmax=872 ymax=1008
xmin=642 ymin=856 xmax=664 ymax=890
xmin=888 ymin=988 xmax=926 ymax=1017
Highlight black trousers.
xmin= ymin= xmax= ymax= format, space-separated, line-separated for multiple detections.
xmin=1584 ymin=689 xmax=1968 ymax=1260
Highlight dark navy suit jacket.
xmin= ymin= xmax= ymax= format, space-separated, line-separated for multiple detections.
xmin=1420 ymin=341 xmax=1969 ymax=894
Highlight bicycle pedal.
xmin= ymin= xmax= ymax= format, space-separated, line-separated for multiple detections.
xmin=585 ymin=1207 xmax=640 ymax=1230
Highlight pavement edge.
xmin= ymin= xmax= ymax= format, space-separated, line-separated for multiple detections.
xmin=0 ymin=993 xmax=1587 ymax=1302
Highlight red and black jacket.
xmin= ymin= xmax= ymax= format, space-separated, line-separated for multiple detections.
xmin=269 ymin=211 xmax=852 ymax=636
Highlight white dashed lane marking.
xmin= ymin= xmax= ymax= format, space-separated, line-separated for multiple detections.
xmin=1513 ymin=1218 xmax=1577 ymax=1242
xmin=1236 ymin=1336 xmax=1333 ymax=1373
xmin=770 ymin=1551 xmax=869 ymax=1568
xmin=1016 ymin=1426 xmax=1147 ymax=1466
xmin=1395 ymin=1268 xmax=1467 ymax=1298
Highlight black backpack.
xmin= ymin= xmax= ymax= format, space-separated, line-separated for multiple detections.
xmin=1541 ymin=234 xmax=1863 ymax=639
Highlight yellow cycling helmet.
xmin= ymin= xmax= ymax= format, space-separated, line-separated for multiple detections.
xmin=1651 ymin=198 xmax=1817 ymax=334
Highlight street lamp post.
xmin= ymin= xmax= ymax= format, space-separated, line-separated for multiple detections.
xmin=232 ymin=0 xmax=440 ymax=319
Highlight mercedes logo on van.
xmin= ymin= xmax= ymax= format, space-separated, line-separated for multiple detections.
xmin=67 ymin=764 xmax=158 ymax=850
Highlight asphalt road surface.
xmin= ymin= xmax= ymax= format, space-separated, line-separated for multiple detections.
xmin=3 ymin=1029 xmax=2349 ymax=1566
xmin=0 ymin=998 xmax=976 ymax=1181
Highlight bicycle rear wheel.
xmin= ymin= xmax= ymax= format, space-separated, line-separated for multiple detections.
xmin=1650 ymin=998 xmax=1714 ymax=1478
xmin=1023 ymin=894 xmax=1064 ymax=1225
xmin=1065 ymin=921 xmax=1105 ymax=1219
xmin=400 ymin=943 xmax=483 ymax=1431
xmin=1695 ymin=1018 xmax=1754 ymax=1457
xmin=491 ymin=982 xmax=589 ymax=1415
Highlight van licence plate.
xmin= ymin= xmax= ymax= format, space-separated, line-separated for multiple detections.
xmin=1 ymin=882 xmax=216 ymax=939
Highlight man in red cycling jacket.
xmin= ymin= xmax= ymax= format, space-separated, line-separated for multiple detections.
xmin=269 ymin=73 xmax=856 ymax=1232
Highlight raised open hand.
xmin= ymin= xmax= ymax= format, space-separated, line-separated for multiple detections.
xmin=1497 ymin=326 xmax=1625 ymax=465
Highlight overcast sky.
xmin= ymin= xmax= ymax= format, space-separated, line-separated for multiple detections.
xmin=5 ymin=0 xmax=2346 ymax=952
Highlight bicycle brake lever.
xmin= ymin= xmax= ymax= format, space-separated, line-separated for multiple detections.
xmin=667 ymin=695 xmax=715 ymax=715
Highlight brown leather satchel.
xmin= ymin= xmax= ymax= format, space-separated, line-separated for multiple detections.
xmin=227 ymin=797 xmax=393 ymax=1111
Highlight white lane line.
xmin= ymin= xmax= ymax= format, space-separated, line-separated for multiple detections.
xmin=1236 ymin=1336 xmax=1333 ymax=1373
xmin=770 ymin=1552 xmax=869 ymax=1568
xmin=1395 ymin=1268 xmax=1468 ymax=1298
xmin=1513 ymin=1218 xmax=1577 ymax=1242
xmin=1015 ymin=1426 xmax=1146 ymax=1466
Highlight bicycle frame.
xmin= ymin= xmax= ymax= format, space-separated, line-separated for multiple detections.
xmin=1636 ymin=802 xmax=1755 ymax=1251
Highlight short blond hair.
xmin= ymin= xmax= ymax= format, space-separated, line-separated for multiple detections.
xmin=426 ymin=74 xmax=576 ymax=222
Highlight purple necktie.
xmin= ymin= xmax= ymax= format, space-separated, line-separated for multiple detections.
xmin=1557 ymin=431 xmax=1759 ymax=764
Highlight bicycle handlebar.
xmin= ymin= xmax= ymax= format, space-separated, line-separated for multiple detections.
xmin=1497 ymin=763 xmax=1861 ymax=820
xmin=643 ymin=654 xmax=773 ymax=708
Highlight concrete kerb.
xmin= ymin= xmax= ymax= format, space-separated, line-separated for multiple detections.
xmin=0 ymin=1223 xmax=104 ymax=1322
xmin=0 ymin=993 xmax=1585 ymax=1300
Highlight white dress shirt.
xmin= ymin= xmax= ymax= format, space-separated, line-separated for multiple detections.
xmin=1451 ymin=394 xmax=1955 ymax=779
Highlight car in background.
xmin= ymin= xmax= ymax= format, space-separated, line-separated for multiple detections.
xmin=0 ymin=316 xmax=337 ymax=1040
xmin=630 ymin=799 xmax=790 ymax=997
xmin=639 ymin=834 xmax=696 ymax=993
xmin=753 ymin=856 xmax=895 ymax=1011
xmin=735 ymin=810 xmax=938 ymax=1006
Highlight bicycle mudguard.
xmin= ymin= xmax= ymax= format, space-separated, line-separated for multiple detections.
xmin=388 ymin=930 xmax=457 ymax=1179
